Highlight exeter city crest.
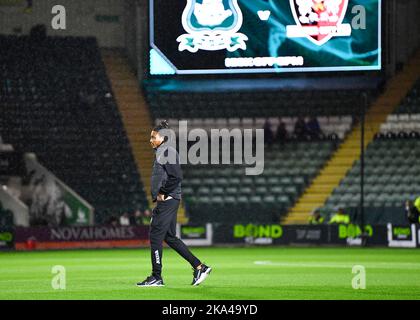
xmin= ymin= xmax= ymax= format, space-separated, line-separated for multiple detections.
xmin=287 ymin=0 xmax=352 ymax=46
xmin=177 ymin=0 xmax=248 ymax=52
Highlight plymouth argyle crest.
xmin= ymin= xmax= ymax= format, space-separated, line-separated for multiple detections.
xmin=177 ymin=0 xmax=248 ymax=52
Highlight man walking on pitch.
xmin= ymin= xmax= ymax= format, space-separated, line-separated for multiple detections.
xmin=137 ymin=120 xmax=211 ymax=287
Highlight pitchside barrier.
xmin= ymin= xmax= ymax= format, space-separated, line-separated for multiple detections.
xmin=213 ymin=223 xmax=420 ymax=247
xmin=3 ymin=223 xmax=420 ymax=251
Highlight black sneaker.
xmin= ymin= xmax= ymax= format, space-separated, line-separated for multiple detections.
xmin=136 ymin=275 xmax=164 ymax=287
xmin=191 ymin=264 xmax=212 ymax=286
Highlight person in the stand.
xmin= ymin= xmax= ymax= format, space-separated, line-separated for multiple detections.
xmin=294 ymin=116 xmax=308 ymax=140
xmin=405 ymin=197 xmax=420 ymax=224
xmin=119 ymin=212 xmax=130 ymax=226
xmin=263 ymin=119 xmax=274 ymax=147
xmin=328 ymin=207 xmax=350 ymax=224
xmin=130 ymin=210 xmax=140 ymax=225
xmin=306 ymin=116 xmax=322 ymax=140
xmin=107 ymin=215 xmax=119 ymax=227
xmin=308 ymin=208 xmax=325 ymax=225
xmin=275 ymin=120 xmax=288 ymax=143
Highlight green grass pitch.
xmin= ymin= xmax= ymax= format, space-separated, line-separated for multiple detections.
xmin=1 ymin=247 xmax=419 ymax=300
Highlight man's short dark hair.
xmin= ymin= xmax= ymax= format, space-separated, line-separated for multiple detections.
xmin=153 ymin=120 xmax=170 ymax=132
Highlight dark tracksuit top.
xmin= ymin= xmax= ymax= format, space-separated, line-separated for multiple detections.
xmin=149 ymin=143 xmax=200 ymax=278
xmin=151 ymin=144 xmax=182 ymax=202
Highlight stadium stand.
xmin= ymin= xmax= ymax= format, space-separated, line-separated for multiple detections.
xmin=0 ymin=35 xmax=148 ymax=223
xmin=323 ymin=78 xmax=420 ymax=225
xmin=145 ymin=52 xmax=420 ymax=226
xmin=285 ymin=52 xmax=420 ymax=224
xmin=182 ymin=141 xmax=338 ymax=224
xmin=157 ymin=116 xmax=353 ymax=140
xmin=146 ymin=88 xmax=376 ymax=224
xmin=146 ymin=90 xmax=368 ymax=119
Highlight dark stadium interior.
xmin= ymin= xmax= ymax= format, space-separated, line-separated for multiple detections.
xmin=0 ymin=0 xmax=419 ymax=249
xmin=2 ymin=0 xmax=420 ymax=303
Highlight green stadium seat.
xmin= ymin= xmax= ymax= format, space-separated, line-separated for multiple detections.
xmin=270 ymin=186 xmax=284 ymax=195
xmin=216 ymin=178 xmax=229 ymax=186
xmin=229 ymin=177 xmax=241 ymax=185
xmin=250 ymin=196 xmax=262 ymax=204
xmin=237 ymin=196 xmax=249 ymax=204
xmin=277 ymin=195 xmax=291 ymax=208
xmin=224 ymin=196 xmax=236 ymax=204
xmin=225 ymin=187 xmax=238 ymax=195
xmin=198 ymin=187 xmax=211 ymax=195
xmin=212 ymin=187 xmax=225 ymax=196
xmin=242 ymin=187 xmax=253 ymax=195
xmin=280 ymin=177 xmax=292 ymax=185
xmin=263 ymin=195 xmax=276 ymax=204
xmin=256 ymin=186 xmax=268 ymax=196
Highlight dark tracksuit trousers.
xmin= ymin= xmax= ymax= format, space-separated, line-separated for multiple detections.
xmin=150 ymin=198 xmax=201 ymax=278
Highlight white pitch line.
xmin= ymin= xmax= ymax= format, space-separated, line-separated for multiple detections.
xmin=253 ymin=261 xmax=420 ymax=270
